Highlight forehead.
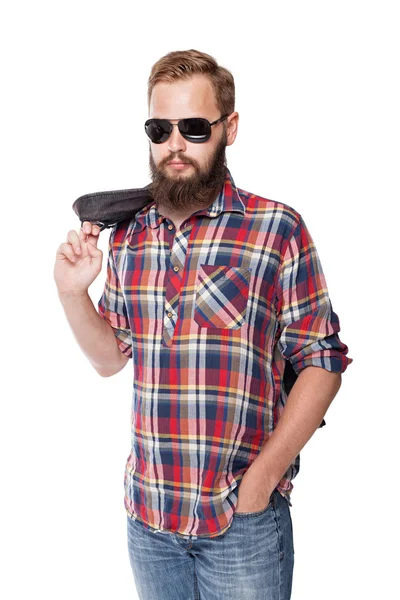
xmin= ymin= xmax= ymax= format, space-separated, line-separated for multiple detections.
xmin=149 ymin=74 xmax=219 ymax=119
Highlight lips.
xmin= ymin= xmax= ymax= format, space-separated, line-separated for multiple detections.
xmin=166 ymin=161 xmax=192 ymax=170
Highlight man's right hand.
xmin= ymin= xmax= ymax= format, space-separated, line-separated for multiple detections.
xmin=54 ymin=221 xmax=103 ymax=296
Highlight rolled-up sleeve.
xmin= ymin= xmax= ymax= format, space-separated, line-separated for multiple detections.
xmin=97 ymin=228 xmax=132 ymax=359
xmin=275 ymin=215 xmax=353 ymax=374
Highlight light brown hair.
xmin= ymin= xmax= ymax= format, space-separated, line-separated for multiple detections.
xmin=147 ymin=49 xmax=235 ymax=120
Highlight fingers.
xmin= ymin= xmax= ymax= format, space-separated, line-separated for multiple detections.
xmin=58 ymin=241 xmax=79 ymax=263
xmin=81 ymin=221 xmax=101 ymax=236
xmin=79 ymin=221 xmax=101 ymax=247
xmin=67 ymin=229 xmax=83 ymax=256
xmin=59 ymin=222 xmax=101 ymax=264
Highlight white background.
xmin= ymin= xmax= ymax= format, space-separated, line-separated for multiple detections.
xmin=1 ymin=1 xmax=398 ymax=598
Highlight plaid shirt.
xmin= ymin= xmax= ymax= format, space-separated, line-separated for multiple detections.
xmin=97 ymin=166 xmax=352 ymax=538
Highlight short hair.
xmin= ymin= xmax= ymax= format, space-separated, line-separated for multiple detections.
xmin=147 ymin=49 xmax=235 ymax=119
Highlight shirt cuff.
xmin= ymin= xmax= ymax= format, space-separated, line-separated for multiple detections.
xmin=290 ymin=351 xmax=353 ymax=375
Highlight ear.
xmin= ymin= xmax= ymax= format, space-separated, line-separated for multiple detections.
xmin=226 ymin=112 xmax=239 ymax=146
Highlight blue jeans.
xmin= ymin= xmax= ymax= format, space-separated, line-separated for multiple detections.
xmin=126 ymin=488 xmax=295 ymax=599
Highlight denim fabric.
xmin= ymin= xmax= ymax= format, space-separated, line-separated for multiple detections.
xmin=126 ymin=488 xmax=295 ymax=599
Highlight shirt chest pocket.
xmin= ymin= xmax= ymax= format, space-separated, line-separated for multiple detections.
xmin=193 ymin=264 xmax=252 ymax=329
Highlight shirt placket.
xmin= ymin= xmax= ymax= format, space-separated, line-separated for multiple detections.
xmin=162 ymin=221 xmax=193 ymax=347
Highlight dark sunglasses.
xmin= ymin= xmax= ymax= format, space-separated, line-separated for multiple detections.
xmin=144 ymin=114 xmax=230 ymax=144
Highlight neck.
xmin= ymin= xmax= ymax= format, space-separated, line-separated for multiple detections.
xmin=156 ymin=186 xmax=220 ymax=219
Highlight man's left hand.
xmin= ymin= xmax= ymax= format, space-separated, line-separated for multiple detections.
xmin=235 ymin=465 xmax=275 ymax=513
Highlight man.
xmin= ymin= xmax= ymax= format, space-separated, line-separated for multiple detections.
xmin=55 ymin=49 xmax=352 ymax=600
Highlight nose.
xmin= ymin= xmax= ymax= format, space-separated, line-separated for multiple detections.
xmin=167 ymin=123 xmax=187 ymax=154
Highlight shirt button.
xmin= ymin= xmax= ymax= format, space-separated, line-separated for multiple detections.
xmin=173 ymin=266 xmax=179 ymax=272
xmin=168 ymin=224 xmax=173 ymax=230
xmin=167 ymin=312 xmax=173 ymax=318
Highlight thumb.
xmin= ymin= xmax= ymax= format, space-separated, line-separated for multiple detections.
xmin=87 ymin=239 xmax=101 ymax=256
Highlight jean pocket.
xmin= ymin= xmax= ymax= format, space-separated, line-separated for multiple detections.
xmin=233 ymin=490 xmax=276 ymax=518
xmin=193 ymin=264 xmax=251 ymax=329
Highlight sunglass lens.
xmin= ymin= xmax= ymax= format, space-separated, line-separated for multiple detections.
xmin=145 ymin=119 xmax=171 ymax=143
xmin=179 ymin=118 xmax=210 ymax=141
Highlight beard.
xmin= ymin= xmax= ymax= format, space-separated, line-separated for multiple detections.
xmin=147 ymin=128 xmax=228 ymax=213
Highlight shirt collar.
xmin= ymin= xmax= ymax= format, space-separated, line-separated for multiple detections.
xmin=134 ymin=166 xmax=245 ymax=230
